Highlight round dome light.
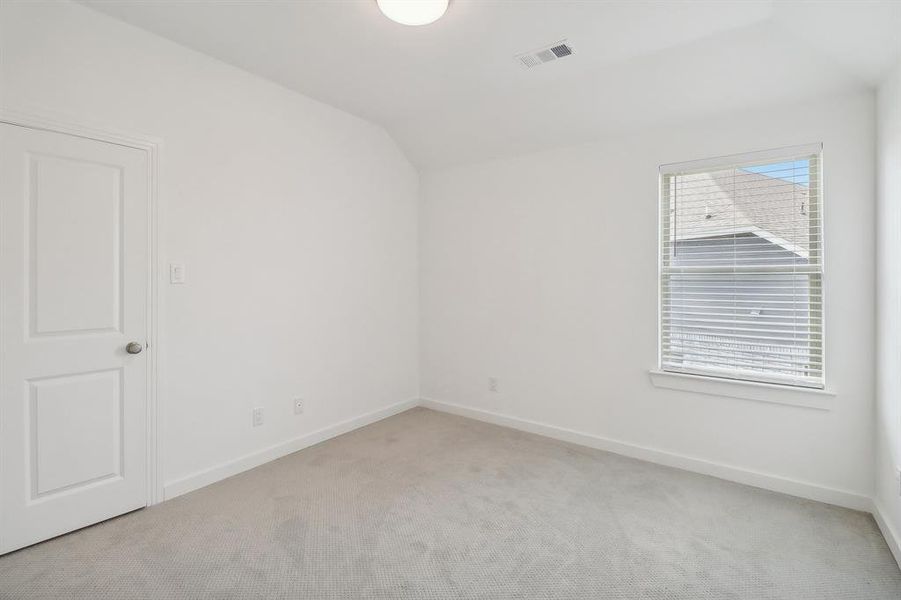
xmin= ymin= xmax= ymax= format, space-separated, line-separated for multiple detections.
xmin=377 ymin=0 xmax=448 ymax=26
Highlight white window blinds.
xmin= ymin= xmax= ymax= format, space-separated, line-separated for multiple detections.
xmin=659 ymin=144 xmax=824 ymax=388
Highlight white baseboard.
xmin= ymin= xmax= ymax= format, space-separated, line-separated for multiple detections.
xmin=871 ymin=499 xmax=901 ymax=569
xmin=420 ymin=398 xmax=872 ymax=512
xmin=163 ymin=399 xmax=419 ymax=500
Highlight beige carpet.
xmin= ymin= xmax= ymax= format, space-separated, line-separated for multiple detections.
xmin=0 ymin=407 xmax=899 ymax=599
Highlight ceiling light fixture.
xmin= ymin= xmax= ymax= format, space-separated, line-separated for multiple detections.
xmin=377 ymin=0 xmax=448 ymax=26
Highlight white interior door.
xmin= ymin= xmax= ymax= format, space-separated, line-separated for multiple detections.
xmin=0 ymin=123 xmax=150 ymax=554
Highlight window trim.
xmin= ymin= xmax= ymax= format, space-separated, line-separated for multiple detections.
xmin=659 ymin=143 xmax=823 ymax=178
xmin=657 ymin=143 xmax=826 ymax=390
xmin=648 ymin=369 xmax=835 ymax=410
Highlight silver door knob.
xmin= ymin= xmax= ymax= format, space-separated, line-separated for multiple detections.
xmin=126 ymin=342 xmax=143 ymax=355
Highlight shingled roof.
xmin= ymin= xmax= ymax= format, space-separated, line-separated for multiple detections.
xmin=670 ymin=166 xmax=813 ymax=258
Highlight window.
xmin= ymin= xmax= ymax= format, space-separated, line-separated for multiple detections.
xmin=659 ymin=144 xmax=824 ymax=389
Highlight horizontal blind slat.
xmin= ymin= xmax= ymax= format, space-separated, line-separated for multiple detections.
xmin=661 ymin=365 xmax=823 ymax=388
xmin=661 ymin=359 xmax=822 ymax=378
xmin=662 ymin=305 xmax=823 ymax=314
xmin=662 ymin=341 xmax=823 ymax=360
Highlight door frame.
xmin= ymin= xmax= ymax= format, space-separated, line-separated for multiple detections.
xmin=0 ymin=108 xmax=163 ymax=507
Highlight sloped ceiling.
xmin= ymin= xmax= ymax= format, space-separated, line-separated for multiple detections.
xmin=80 ymin=0 xmax=901 ymax=168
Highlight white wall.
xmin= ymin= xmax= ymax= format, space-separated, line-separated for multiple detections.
xmin=421 ymin=91 xmax=876 ymax=505
xmin=0 ymin=1 xmax=888 ymax=529
xmin=876 ymin=60 xmax=901 ymax=561
xmin=0 ymin=1 xmax=419 ymax=495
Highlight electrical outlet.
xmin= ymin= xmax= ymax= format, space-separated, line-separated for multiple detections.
xmin=489 ymin=377 xmax=499 ymax=392
xmin=252 ymin=407 xmax=264 ymax=427
xmin=293 ymin=398 xmax=304 ymax=415
xmin=169 ymin=262 xmax=186 ymax=284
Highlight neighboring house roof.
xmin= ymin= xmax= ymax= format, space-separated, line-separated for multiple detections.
xmin=672 ymin=168 xmax=811 ymax=258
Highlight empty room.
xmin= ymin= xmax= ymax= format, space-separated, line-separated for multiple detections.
xmin=1 ymin=0 xmax=901 ymax=598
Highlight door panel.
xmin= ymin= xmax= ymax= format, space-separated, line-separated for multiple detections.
xmin=0 ymin=123 xmax=149 ymax=554
xmin=30 ymin=153 xmax=123 ymax=336
xmin=30 ymin=369 xmax=123 ymax=497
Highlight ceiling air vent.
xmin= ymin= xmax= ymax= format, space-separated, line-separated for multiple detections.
xmin=516 ymin=40 xmax=575 ymax=69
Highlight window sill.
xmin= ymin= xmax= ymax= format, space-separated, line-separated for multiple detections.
xmin=648 ymin=369 xmax=835 ymax=410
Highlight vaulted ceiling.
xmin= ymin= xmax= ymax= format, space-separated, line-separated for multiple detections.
xmin=80 ymin=0 xmax=901 ymax=168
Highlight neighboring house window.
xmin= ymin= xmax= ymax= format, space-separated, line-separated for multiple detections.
xmin=659 ymin=144 xmax=824 ymax=388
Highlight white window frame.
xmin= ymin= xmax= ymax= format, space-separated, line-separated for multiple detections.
xmin=656 ymin=143 xmax=826 ymax=391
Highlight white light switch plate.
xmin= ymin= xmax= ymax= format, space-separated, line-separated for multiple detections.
xmin=169 ymin=262 xmax=186 ymax=284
